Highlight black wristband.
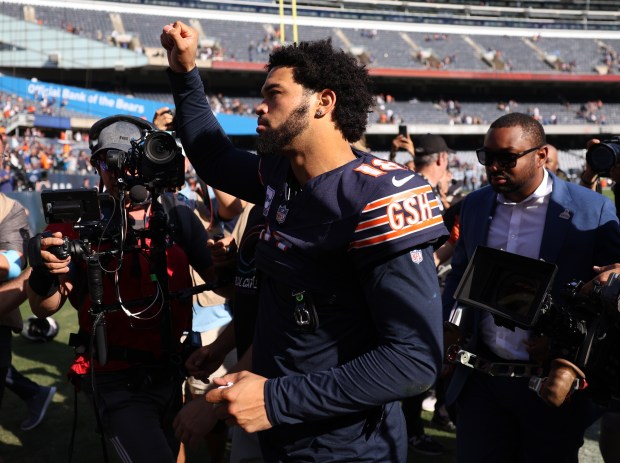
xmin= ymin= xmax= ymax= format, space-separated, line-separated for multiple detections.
xmin=28 ymin=266 xmax=59 ymax=298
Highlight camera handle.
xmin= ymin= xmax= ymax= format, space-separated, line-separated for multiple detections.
xmin=147 ymin=192 xmax=174 ymax=359
xmin=446 ymin=344 xmax=544 ymax=378
xmin=86 ymin=253 xmax=109 ymax=366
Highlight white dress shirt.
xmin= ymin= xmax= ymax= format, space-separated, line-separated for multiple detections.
xmin=480 ymin=168 xmax=553 ymax=360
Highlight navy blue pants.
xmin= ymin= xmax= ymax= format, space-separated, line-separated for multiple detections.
xmin=455 ymin=370 xmax=602 ymax=463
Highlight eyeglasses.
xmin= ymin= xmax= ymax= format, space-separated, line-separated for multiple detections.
xmin=476 ymin=145 xmax=544 ymax=168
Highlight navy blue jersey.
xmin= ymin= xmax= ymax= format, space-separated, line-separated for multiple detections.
xmin=170 ymin=68 xmax=447 ymax=463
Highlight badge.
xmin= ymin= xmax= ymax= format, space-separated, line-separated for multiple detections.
xmin=410 ymin=249 xmax=424 ymax=264
xmin=276 ymin=203 xmax=289 ymax=224
xmin=559 ymin=208 xmax=571 ymax=220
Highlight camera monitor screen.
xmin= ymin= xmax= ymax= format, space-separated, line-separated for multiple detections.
xmin=41 ymin=188 xmax=101 ymax=224
xmin=453 ymin=246 xmax=557 ymax=329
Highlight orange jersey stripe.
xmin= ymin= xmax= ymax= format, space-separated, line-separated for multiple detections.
xmin=350 ymin=215 xmax=444 ymax=249
xmin=363 ymin=184 xmax=433 ymax=212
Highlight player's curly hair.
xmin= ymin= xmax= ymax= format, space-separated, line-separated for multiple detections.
xmin=267 ymin=39 xmax=373 ymax=143
xmin=489 ymin=112 xmax=546 ymax=147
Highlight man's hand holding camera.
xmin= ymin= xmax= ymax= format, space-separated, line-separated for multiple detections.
xmin=37 ymin=232 xmax=72 ymax=274
xmin=152 ymin=107 xmax=175 ymax=131
xmin=389 ymin=134 xmax=414 ymax=161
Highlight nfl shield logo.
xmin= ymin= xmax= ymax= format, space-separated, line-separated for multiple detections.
xmin=276 ymin=204 xmax=289 ymax=224
xmin=410 ymin=249 xmax=423 ymax=264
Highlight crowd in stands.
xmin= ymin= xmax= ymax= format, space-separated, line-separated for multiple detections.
xmin=4 ymin=0 xmax=620 ymax=76
xmin=0 ymin=130 xmax=92 ymax=191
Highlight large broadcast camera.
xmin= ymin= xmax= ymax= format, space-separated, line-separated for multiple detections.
xmin=89 ymin=114 xmax=185 ymax=191
xmin=449 ymin=246 xmax=620 ymax=409
xmin=585 ymin=137 xmax=620 ymax=177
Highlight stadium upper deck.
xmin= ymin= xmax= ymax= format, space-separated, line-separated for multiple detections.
xmin=2 ymin=0 xmax=620 ymax=140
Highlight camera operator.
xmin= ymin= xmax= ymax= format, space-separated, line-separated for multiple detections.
xmin=26 ymin=116 xmax=218 ymax=463
xmin=442 ymin=113 xmax=620 ymax=462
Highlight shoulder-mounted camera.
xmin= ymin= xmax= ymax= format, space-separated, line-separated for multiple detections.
xmin=89 ymin=114 xmax=185 ymax=191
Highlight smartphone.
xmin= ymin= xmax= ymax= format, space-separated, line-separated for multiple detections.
xmin=398 ymin=124 xmax=408 ymax=137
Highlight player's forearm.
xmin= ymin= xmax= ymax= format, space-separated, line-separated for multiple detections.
xmin=264 ymin=249 xmax=443 ymax=425
xmin=168 ymin=68 xmax=263 ymax=204
xmin=264 ymin=340 xmax=439 ymax=426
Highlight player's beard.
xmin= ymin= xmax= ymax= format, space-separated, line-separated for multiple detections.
xmin=257 ymin=100 xmax=310 ymax=156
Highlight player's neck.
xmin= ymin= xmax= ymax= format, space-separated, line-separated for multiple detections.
xmin=287 ymin=136 xmax=354 ymax=185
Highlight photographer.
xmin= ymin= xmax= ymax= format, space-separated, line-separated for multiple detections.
xmin=442 ymin=113 xmax=620 ymax=462
xmin=26 ymin=116 xmax=217 ymax=462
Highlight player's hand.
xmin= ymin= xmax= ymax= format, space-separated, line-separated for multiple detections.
xmin=161 ymin=21 xmax=198 ymax=73
xmin=185 ymin=344 xmax=227 ymax=381
xmin=39 ymin=232 xmax=71 ymax=274
xmin=173 ymin=399 xmax=218 ymax=449
xmin=206 ymin=371 xmax=272 ymax=433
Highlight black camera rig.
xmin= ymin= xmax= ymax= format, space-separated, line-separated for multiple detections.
xmin=586 ymin=136 xmax=620 ymax=177
xmin=37 ymin=186 xmax=220 ymax=368
xmin=448 ymin=246 xmax=620 ymax=409
xmin=89 ymin=114 xmax=185 ymax=191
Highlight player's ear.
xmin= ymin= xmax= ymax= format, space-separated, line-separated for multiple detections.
xmin=315 ymin=89 xmax=336 ymax=118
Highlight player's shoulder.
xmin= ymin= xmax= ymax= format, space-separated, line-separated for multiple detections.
xmin=348 ymin=151 xmax=429 ymax=193
xmin=348 ymin=152 xmax=446 ymax=253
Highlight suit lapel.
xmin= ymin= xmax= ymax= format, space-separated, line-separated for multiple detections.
xmin=539 ymin=176 xmax=573 ymax=263
xmin=467 ymin=188 xmax=496 ymax=255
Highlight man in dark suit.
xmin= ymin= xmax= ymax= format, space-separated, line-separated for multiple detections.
xmin=442 ymin=112 xmax=620 ymax=462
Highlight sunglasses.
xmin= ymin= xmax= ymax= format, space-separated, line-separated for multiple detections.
xmin=476 ymin=145 xmax=543 ymax=169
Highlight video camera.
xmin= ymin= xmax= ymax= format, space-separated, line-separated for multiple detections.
xmin=452 ymin=246 xmax=620 ymax=408
xmin=89 ymin=114 xmax=185 ymax=191
xmin=585 ymin=137 xmax=620 ymax=177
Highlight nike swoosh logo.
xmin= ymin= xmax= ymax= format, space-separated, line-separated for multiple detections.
xmin=392 ymin=174 xmax=415 ymax=187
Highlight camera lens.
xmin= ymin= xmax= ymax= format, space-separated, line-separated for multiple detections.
xmin=586 ymin=142 xmax=620 ymax=175
xmin=143 ymin=132 xmax=178 ymax=165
